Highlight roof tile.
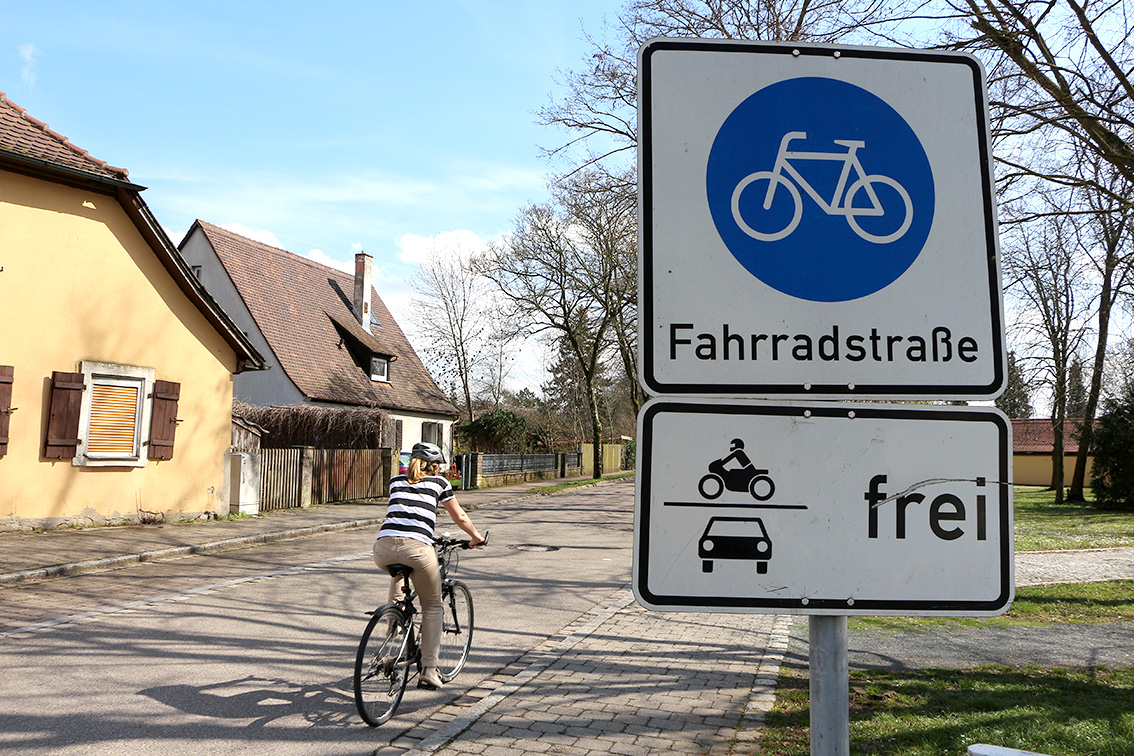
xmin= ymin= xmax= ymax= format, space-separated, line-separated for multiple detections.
xmin=0 ymin=91 xmax=130 ymax=180
xmin=1011 ymin=418 xmax=1093 ymax=454
xmin=196 ymin=221 xmax=457 ymax=417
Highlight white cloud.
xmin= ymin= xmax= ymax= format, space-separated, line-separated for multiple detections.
xmin=18 ymin=43 xmax=39 ymax=86
xmin=396 ymin=229 xmax=490 ymax=266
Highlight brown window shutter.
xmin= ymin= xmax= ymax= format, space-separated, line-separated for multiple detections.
xmin=0 ymin=365 xmax=13 ymax=456
xmin=148 ymin=380 xmax=180 ymax=461
xmin=45 ymin=371 xmax=84 ymax=459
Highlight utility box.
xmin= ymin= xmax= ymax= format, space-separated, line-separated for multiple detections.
xmin=227 ymin=451 xmax=260 ymax=516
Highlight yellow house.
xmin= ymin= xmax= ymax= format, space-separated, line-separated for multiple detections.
xmin=1012 ymin=418 xmax=1095 ymax=487
xmin=0 ymin=92 xmax=263 ymax=530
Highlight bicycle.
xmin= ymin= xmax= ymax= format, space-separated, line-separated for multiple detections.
xmin=730 ymin=130 xmax=913 ymax=244
xmin=353 ymin=532 xmax=486 ymax=726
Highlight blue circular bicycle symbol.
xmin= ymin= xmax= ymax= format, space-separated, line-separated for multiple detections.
xmin=706 ymin=77 xmax=935 ymax=302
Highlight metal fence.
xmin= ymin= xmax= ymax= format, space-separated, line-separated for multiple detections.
xmin=480 ymin=453 xmax=558 ymax=475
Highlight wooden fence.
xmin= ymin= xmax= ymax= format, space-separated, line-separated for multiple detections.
xmin=311 ymin=448 xmax=387 ymax=506
xmin=257 ymin=447 xmax=391 ymax=511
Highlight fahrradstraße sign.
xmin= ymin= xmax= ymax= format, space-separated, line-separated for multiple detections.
xmin=639 ymin=39 xmax=1006 ymax=399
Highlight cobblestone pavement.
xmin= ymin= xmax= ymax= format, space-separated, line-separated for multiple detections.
xmin=383 ymin=591 xmax=794 ymax=756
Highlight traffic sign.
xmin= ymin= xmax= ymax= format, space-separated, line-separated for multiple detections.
xmin=639 ymin=39 xmax=1006 ymax=399
xmin=634 ymin=398 xmax=1013 ymax=616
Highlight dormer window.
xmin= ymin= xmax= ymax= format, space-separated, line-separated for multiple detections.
xmin=370 ymin=313 xmax=381 ymax=329
xmin=370 ymin=356 xmax=389 ymax=383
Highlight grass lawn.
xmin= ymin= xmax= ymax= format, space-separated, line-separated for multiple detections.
xmin=762 ymin=664 xmax=1134 ymax=756
xmin=527 ymin=472 xmax=635 ymax=495
xmin=850 ymin=580 xmax=1134 ymax=632
xmin=1015 ymin=486 xmax=1134 ymax=551
xmin=756 ymin=487 xmax=1134 ymax=755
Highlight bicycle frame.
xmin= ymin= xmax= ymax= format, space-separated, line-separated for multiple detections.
xmin=764 ymin=131 xmax=885 ymax=218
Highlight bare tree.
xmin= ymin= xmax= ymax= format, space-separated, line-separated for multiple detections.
xmin=1067 ymin=158 xmax=1134 ymax=500
xmin=540 ymin=0 xmax=922 ymax=177
xmin=1004 ymin=196 xmax=1092 ymax=504
xmin=937 ymin=0 xmax=1134 ymax=503
xmin=477 ymin=171 xmax=633 ymax=478
xmin=554 ymin=168 xmax=643 ymax=415
xmin=409 ymin=242 xmax=514 ymax=424
xmin=945 ymin=0 xmax=1134 ymax=197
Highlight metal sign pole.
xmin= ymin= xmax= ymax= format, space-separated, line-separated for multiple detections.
xmin=809 ymin=615 xmax=849 ymax=756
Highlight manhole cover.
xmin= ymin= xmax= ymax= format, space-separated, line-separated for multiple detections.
xmin=507 ymin=544 xmax=560 ymax=552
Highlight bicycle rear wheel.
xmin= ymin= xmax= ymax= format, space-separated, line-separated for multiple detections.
xmin=437 ymin=580 xmax=473 ymax=682
xmin=354 ymin=606 xmax=412 ymax=726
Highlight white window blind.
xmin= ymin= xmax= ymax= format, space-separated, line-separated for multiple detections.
xmin=87 ymin=380 xmax=141 ymax=456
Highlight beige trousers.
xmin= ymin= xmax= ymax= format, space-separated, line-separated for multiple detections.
xmin=372 ymin=536 xmax=442 ymax=667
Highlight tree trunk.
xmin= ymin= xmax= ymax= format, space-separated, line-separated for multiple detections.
xmin=1051 ymin=412 xmax=1066 ymax=506
xmin=587 ymin=384 xmax=604 ymax=480
xmin=1069 ymin=266 xmax=1115 ymax=501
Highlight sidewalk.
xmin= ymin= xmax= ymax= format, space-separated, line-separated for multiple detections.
xmin=0 ymin=474 xmax=629 ymax=586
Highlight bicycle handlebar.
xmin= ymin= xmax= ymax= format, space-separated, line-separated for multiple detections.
xmin=436 ymin=529 xmax=490 ymax=550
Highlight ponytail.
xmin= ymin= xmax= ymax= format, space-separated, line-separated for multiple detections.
xmin=407 ymin=457 xmax=440 ymax=484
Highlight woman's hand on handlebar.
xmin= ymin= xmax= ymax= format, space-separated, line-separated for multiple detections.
xmin=468 ymin=530 xmax=489 ymax=549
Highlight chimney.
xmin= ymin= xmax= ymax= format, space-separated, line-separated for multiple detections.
xmin=353 ymin=252 xmax=373 ymax=333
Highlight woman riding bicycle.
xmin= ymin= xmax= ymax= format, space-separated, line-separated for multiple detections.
xmin=372 ymin=442 xmax=485 ymax=690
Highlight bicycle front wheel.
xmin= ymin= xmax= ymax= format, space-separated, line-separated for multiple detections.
xmin=354 ymin=606 xmax=412 ymax=726
xmin=437 ymin=580 xmax=474 ymax=682
xmin=731 ymin=171 xmax=802 ymax=242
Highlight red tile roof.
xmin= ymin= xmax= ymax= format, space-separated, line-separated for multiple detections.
xmin=0 ymin=91 xmax=131 ymax=182
xmin=1012 ymin=418 xmax=1092 ymax=454
xmin=194 ymin=221 xmax=457 ymax=417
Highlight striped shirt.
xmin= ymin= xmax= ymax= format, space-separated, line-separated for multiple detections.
xmin=377 ymin=474 xmax=455 ymax=545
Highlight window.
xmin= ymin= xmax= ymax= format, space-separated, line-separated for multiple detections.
xmin=421 ymin=421 xmax=443 ymax=447
xmin=75 ymin=363 xmax=153 ymax=467
xmin=370 ymin=355 xmax=389 ymax=383
xmin=44 ymin=362 xmax=180 ymax=467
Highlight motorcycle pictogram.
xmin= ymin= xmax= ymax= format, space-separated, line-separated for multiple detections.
xmin=697 ymin=438 xmax=776 ymax=501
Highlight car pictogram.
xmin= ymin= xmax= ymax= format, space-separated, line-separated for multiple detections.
xmin=698 ymin=516 xmax=772 ymax=574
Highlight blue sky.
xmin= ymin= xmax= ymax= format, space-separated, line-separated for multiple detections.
xmin=2 ymin=0 xmax=623 ymax=388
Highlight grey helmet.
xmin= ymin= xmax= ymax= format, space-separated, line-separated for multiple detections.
xmin=411 ymin=442 xmax=445 ymax=466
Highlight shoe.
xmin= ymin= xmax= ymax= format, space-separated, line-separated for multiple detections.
xmin=418 ymin=667 xmax=444 ymax=690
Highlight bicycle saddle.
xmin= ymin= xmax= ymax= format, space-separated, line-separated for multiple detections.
xmin=385 ymin=564 xmax=413 ymax=578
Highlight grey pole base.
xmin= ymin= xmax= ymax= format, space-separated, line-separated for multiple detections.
xmin=809 ymin=615 xmax=849 ymax=756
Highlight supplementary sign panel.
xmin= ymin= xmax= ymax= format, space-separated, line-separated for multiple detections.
xmin=639 ymin=39 xmax=1005 ymax=398
xmin=634 ymin=399 xmax=1013 ymax=616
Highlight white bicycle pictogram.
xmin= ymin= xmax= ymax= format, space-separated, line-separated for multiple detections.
xmin=730 ymin=131 xmax=914 ymax=244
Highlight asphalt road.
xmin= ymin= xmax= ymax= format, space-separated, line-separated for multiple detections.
xmin=0 ymin=484 xmax=635 ymax=756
